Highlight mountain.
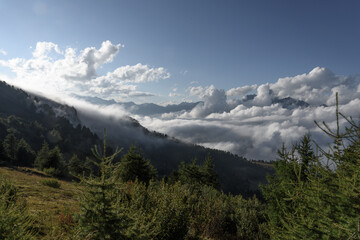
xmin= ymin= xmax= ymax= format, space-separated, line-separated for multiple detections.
xmin=0 ymin=81 xmax=100 ymax=160
xmin=272 ymin=97 xmax=310 ymax=109
xmin=241 ymin=93 xmax=310 ymax=109
xmin=0 ymin=81 xmax=272 ymax=195
xmin=71 ymin=94 xmax=201 ymax=116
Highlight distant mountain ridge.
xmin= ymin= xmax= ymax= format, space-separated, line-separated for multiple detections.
xmin=71 ymin=94 xmax=201 ymax=116
xmin=72 ymin=93 xmax=312 ymax=118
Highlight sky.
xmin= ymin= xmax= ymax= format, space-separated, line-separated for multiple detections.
xmin=1 ymin=0 xmax=360 ymax=160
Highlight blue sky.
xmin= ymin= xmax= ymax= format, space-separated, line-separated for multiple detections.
xmin=0 ymin=0 xmax=360 ymax=103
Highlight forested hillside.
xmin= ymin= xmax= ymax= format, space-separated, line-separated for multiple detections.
xmin=0 ymin=81 xmax=271 ymax=195
xmin=1 ymin=80 xmax=359 ymax=239
xmin=1 ymin=99 xmax=360 ymax=239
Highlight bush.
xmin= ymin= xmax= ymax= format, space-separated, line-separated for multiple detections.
xmin=40 ymin=179 xmax=61 ymax=188
xmin=43 ymin=167 xmax=63 ymax=178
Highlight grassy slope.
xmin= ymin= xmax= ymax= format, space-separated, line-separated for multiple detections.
xmin=0 ymin=167 xmax=79 ymax=238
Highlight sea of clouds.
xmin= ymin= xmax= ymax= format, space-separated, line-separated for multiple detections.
xmin=137 ymin=70 xmax=360 ymax=160
xmin=1 ymin=41 xmax=360 ymax=160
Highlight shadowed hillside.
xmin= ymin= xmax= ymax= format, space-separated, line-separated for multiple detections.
xmin=0 ymin=80 xmax=273 ymax=195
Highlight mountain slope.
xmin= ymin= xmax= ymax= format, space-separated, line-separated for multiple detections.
xmin=0 ymin=81 xmax=272 ymax=195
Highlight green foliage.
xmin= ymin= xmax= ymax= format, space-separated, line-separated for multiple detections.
xmin=262 ymin=93 xmax=360 ymax=239
xmin=77 ymin=130 xmax=128 ymax=239
xmin=40 ymin=179 xmax=61 ymax=189
xmin=120 ymin=180 xmax=191 ymax=240
xmin=0 ymin=142 xmax=7 ymax=165
xmin=35 ymin=142 xmax=66 ymax=177
xmin=229 ymin=195 xmax=268 ymax=239
xmin=68 ymin=154 xmax=91 ymax=177
xmin=1 ymin=134 xmax=35 ymax=167
xmin=16 ymin=138 xmax=36 ymax=167
xmin=34 ymin=141 xmax=50 ymax=170
xmin=0 ymin=178 xmax=35 ymax=239
xmin=176 ymin=155 xmax=220 ymax=189
xmin=118 ymin=179 xmax=267 ymax=240
xmin=115 ymin=145 xmax=157 ymax=184
xmin=3 ymin=133 xmax=18 ymax=164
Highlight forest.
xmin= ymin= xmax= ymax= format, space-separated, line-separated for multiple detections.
xmin=1 ymin=89 xmax=360 ymax=239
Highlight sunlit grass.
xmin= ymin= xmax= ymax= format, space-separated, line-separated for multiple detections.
xmin=0 ymin=167 xmax=80 ymax=238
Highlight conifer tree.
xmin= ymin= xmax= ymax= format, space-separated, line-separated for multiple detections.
xmin=34 ymin=142 xmax=65 ymax=177
xmin=15 ymin=138 xmax=36 ymax=167
xmin=46 ymin=146 xmax=65 ymax=172
xmin=34 ymin=141 xmax=50 ymax=170
xmin=115 ymin=145 xmax=156 ymax=184
xmin=78 ymin=130 xmax=128 ymax=239
xmin=202 ymin=155 xmax=220 ymax=189
xmin=262 ymin=93 xmax=360 ymax=239
xmin=3 ymin=133 xmax=18 ymax=164
xmin=177 ymin=156 xmax=220 ymax=189
xmin=297 ymin=134 xmax=317 ymax=182
xmin=0 ymin=142 xmax=7 ymax=165
xmin=68 ymin=154 xmax=91 ymax=177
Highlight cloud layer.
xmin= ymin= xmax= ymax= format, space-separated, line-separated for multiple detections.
xmin=0 ymin=41 xmax=170 ymax=101
xmin=1 ymin=42 xmax=359 ymax=160
xmin=136 ymin=67 xmax=360 ymax=160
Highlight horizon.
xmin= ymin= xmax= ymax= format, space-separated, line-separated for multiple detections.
xmin=1 ymin=0 xmax=360 ymax=160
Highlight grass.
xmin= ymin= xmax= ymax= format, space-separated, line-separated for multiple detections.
xmin=0 ymin=167 xmax=80 ymax=238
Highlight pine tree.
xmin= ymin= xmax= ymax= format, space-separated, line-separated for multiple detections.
xmin=0 ymin=142 xmax=7 ymax=165
xmin=34 ymin=142 xmax=65 ymax=177
xmin=78 ymin=130 xmax=128 ymax=239
xmin=262 ymin=93 xmax=360 ymax=239
xmin=201 ymin=155 xmax=220 ymax=189
xmin=296 ymin=134 xmax=314 ymax=181
xmin=115 ymin=145 xmax=156 ymax=184
xmin=177 ymin=156 xmax=220 ymax=189
xmin=15 ymin=139 xmax=36 ymax=167
xmin=68 ymin=154 xmax=91 ymax=177
xmin=3 ymin=133 xmax=18 ymax=164
xmin=34 ymin=141 xmax=50 ymax=170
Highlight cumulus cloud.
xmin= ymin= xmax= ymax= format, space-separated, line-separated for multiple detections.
xmin=226 ymin=84 xmax=257 ymax=97
xmin=252 ymin=84 xmax=272 ymax=106
xmin=270 ymin=67 xmax=360 ymax=106
xmin=134 ymin=67 xmax=360 ymax=160
xmin=184 ymin=85 xmax=228 ymax=118
xmin=32 ymin=42 xmax=62 ymax=58
xmin=0 ymin=41 xmax=169 ymax=101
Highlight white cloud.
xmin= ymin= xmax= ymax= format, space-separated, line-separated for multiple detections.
xmin=169 ymin=92 xmax=182 ymax=97
xmin=252 ymin=84 xmax=272 ymax=106
xmin=184 ymin=85 xmax=228 ymax=118
xmin=188 ymin=86 xmax=204 ymax=97
xmin=0 ymin=49 xmax=7 ymax=56
xmin=0 ymin=41 xmax=170 ymax=101
xmin=226 ymin=84 xmax=257 ymax=97
xmin=32 ymin=42 xmax=62 ymax=58
xmin=2 ymin=45 xmax=359 ymax=162
xmin=270 ymin=67 xmax=358 ymax=106
xmin=134 ymin=67 xmax=360 ymax=160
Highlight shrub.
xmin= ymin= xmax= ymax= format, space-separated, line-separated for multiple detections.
xmin=40 ymin=179 xmax=61 ymax=188
xmin=43 ymin=167 xmax=63 ymax=178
